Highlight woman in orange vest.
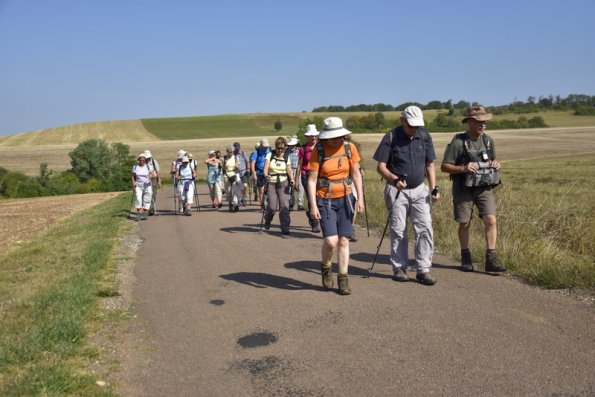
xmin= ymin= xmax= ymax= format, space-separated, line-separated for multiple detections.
xmin=307 ymin=117 xmax=364 ymax=295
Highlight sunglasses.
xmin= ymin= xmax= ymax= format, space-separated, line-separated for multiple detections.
xmin=276 ymin=146 xmax=285 ymax=150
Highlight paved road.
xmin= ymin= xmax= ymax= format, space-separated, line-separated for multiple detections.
xmin=119 ymin=186 xmax=594 ymax=397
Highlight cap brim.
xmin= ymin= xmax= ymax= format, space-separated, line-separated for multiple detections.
xmin=406 ymin=118 xmax=425 ymax=127
xmin=319 ymin=128 xmax=352 ymax=140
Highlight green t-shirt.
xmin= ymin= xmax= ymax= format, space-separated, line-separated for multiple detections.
xmin=442 ymin=131 xmax=497 ymax=185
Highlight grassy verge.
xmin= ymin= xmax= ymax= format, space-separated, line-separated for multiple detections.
xmin=360 ymin=155 xmax=595 ymax=291
xmin=0 ymin=193 xmax=131 ymax=396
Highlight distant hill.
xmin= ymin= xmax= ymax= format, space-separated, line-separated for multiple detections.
xmin=1 ymin=110 xmax=595 ymax=147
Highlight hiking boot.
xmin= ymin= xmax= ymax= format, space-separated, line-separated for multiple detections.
xmin=282 ymin=229 xmax=290 ymax=235
xmin=240 ymin=198 xmax=246 ymax=206
xmin=350 ymin=231 xmax=358 ymax=242
xmin=234 ymin=205 xmax=240 ymax=212
xmin=416 ymin=272 xmax=437 ymax=286
xmin=485 ymin=251 xmax=507 ymax=272
xmin=461 ymin=250 xmax=475 ymax=272
xmin=392 ymin=268 xmax=409 ymax=282
xmin=184 ymin=208 xmax=192 ymax=216
xmin=337 ymin=274 xmax=351 ymax=295
xmin=321 ymin=264 xmax=333 ymax=289
xmin=229 ymin=203 xmax=234 ymax=212
xmin=298 ymin=205 xmax=305 ymax=211
xmin=264 ymin=220 xmax=271 ymax=230
xmin=311 ymin=220 xmax=321 ymax=233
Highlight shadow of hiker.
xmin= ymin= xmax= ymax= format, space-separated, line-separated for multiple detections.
xmin=220 ymin=272 xmax=324 ymax=291
xmin=285 ymin=259 xmax=392 ymax=280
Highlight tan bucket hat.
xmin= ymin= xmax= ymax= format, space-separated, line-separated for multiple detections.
xmin=462 ymin=106 xmax=493 ymax=123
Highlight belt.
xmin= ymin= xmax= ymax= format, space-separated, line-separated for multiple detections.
xmin=404 ymin=183 xmax=421 ymax=190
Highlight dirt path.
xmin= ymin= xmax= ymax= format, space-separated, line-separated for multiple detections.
xmin=118 ymin=186 xmax=594 ymax=397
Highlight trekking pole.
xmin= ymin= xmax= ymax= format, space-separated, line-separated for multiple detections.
xmin=361 ymin=168 xmax=370 ymax=237
xmin=259 ymin=183 xmax=269 ymax=234
xmin=367 ymin=174 xmax=406 ymax=277
xmin=194 ymin=180 xmax=201 ymax=212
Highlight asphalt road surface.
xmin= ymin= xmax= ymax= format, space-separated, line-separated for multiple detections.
xmin=119 ymin=186 xmax=594 ymax=397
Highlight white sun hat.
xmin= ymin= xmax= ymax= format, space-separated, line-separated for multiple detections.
xmin=304 ymin=124 xmax=320 ymax=137
xmin=260 ymin=138 xmax=270 ymax=147
xmin=402 ymin=105 xmax=425 ymax=127
xmin=177 ymin=149 xmax=186 ymax=159
xmin=287 ymin=136 xmax=299 ymax=146
xmin=318 ymin=117 xmax=352 ymax=140
xmin=143 ymin=150 xmax=152 ymax=158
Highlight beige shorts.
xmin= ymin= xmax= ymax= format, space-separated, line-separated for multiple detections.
xmin=452 ymin=185 xmax=497 ymax=223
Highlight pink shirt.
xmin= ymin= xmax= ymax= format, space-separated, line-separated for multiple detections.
xmin=298 ymin=144 xmax=314 ymax=177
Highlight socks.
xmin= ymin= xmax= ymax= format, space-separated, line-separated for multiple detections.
xmin=322 ymin=261 xmax=332 ymax=269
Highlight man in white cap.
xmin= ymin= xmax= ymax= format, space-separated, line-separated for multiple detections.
xmin=440 ymin=106 xmax=506 ymax=273
xmin=143 ymin=149 xmax=161 ymax=215
xmin=373 ymin=105 xmax=440 ymax=286
xmin=175 ymin=155 xmax=196 ymax=216
xmin=250 ymin=138 xmax=271 ymax=208
xmin=285 ymin=136 xmax=300 ymax=209
xmin=308 ymin=117 xmax=365 ymax=295
xmin=297 ymin=124 xmax=321 ymax=231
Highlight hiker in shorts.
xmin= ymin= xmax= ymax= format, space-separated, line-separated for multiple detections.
xmin=297 ymin=124 xmax=321 ymax=232
xmin=441 ymin=106 xmax=506 ymax=273
xmin=143 ymin=149 xmax=161 ymax=215
xmin=223 ymin=145 xmax=243 ymax=212
xmin=250 ymin=139 xmax=271 ymax=209
xmin=373 ymin=106 xmax=441 ymax=286
xmin=263 ymin=137 xmax=295 ymax=234
xmin=205 ymin=150 xmax=223 ymax=208
xmin=232 ymin=142 xmax=250 ymax=206
xmin=175 ymin=155 xmax=196 ymax=216
xmin=132 ymin=153 xmax=153 ymax=220
xmin=308 ymin=117 xmax=364 ymax=295
xmin=285 ymin=136 xmax=300 ymax=210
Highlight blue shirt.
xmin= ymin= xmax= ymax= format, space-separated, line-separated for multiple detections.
xmin=372 ymin=126 xmax=436 ymax=188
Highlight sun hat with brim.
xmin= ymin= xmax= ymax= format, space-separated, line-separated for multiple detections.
xmin=304 ymin=124 xmax=320 ymax=137
xmin=177 ymin=149 xmax=186 ymax=159
xmin=318 ymin=117 xmax=352 ymax=140
xmin=137 ymin=154 xmax=146 ymax=160
xmin=187 ymin=153 xmax=194 ymax=159
xmin=208 ymin=150 xmax=215 ymax=155
xmin=402 ymin=105 xmax=425 ymax=127
xmin=287 ymin=137 xmax=299 ymax=146
xmin=181 ymin=156 xmax=189 ymax=163
xmin=143 ymin=150 xmax=152 ymax=158
xmin=462 ymin=106 xmax=493 ymax=123
xmin=260 ymin=138 xmax=270 ymax=147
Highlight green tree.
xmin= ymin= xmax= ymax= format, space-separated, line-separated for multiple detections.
xmin=274 ymin=120 xmax=283 ymax=132
xmin=69 ymin=139 xmax=113 ymax=182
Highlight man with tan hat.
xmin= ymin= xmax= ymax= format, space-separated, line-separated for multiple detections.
xmin=441 ymin=106 xmax=506 ymax=273
xmin=373 ymin=105 xmax=440 ymax=286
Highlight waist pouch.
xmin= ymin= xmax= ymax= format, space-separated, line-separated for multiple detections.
xmin=464 ymin=163 xmax=500 ymax=187
xmin=184 ymin=180 xmax=191 ymax=191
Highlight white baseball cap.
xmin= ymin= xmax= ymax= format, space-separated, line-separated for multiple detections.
xmin=402 ymin=106 xmax=425 ymax=127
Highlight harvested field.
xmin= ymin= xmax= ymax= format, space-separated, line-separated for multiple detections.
xmin=1 ymin=127 xmax=594 ymax=176
xmin=0 ymin=192 xmax=121 ymax=254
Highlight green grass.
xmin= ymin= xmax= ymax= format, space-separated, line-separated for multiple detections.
xmin=359 ymin=154 xmax=595 ymax=291
xmin=0 ymin=193 xmax=130 ymax=396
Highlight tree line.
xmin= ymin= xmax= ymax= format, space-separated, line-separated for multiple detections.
xmin=312 ymin=93 xmax=595 ymax=115
xmin=0 ymin=139 xmax=135 ymax=199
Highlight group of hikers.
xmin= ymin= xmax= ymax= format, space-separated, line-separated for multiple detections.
xmin=132 ymin=105 xmax=506 ymax=295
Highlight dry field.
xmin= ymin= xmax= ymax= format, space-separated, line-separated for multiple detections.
xmin=0 ymin=120 xmax=157 ymax=147
xmin=0 ymin=192 xmax=121 ymax=255
xmin=1 ymin=127 xmax=594 ymax=176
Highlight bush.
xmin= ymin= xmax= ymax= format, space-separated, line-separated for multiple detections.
xmin=46 ymin=172 xmax=82 ymax=196
xmin=0 ymin=171 xmax=44 ymax=198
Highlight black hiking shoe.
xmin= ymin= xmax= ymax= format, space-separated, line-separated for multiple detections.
xmin=337 ymin=274 xmax=351 ymax=295
xmin=485 ymin=251 xmax=506 ymax=272
xmin=234 ymin=205 xmax=240 ymax=212
xmin=416 ymin=272 xmax=437 ymax=286
xmin=461 ymin=250 xmax=475 ymax=272
xmin=350 ymin=231 xmax=358 ymax=242
xmin=298 ymin=205 xmax=305 ymax=211
xmin=392 ymin=268 xmax=409 ymax=282
xmin=184 ymin=209 xmax=192 ymax=216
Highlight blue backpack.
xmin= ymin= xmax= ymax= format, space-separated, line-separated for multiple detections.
xmin=254 ymin=147 xmax=270 ymax=175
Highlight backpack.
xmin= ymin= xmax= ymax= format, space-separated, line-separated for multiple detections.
xmin=315 ymin=140 xmax=353 ymax=195
xmin=255 ymin=147 xmax=270 ymax=175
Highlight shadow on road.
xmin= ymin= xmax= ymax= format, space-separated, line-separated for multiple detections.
xmin=220 ymin=272 xmax=324 ymax=291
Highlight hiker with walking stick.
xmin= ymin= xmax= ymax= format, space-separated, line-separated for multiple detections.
xmin=262 ymin=137 xmax=294 ymax=235
xmin=308 ymin=117 xmax=364 ymax=295
xmin=372 ymin=106 xmax=440 ymax=286
xmin=132 ymin=153 xmax=153 ymax=220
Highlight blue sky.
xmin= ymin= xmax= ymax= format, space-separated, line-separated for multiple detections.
xmin=1 ymin=0 xmax=594 ymax=136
